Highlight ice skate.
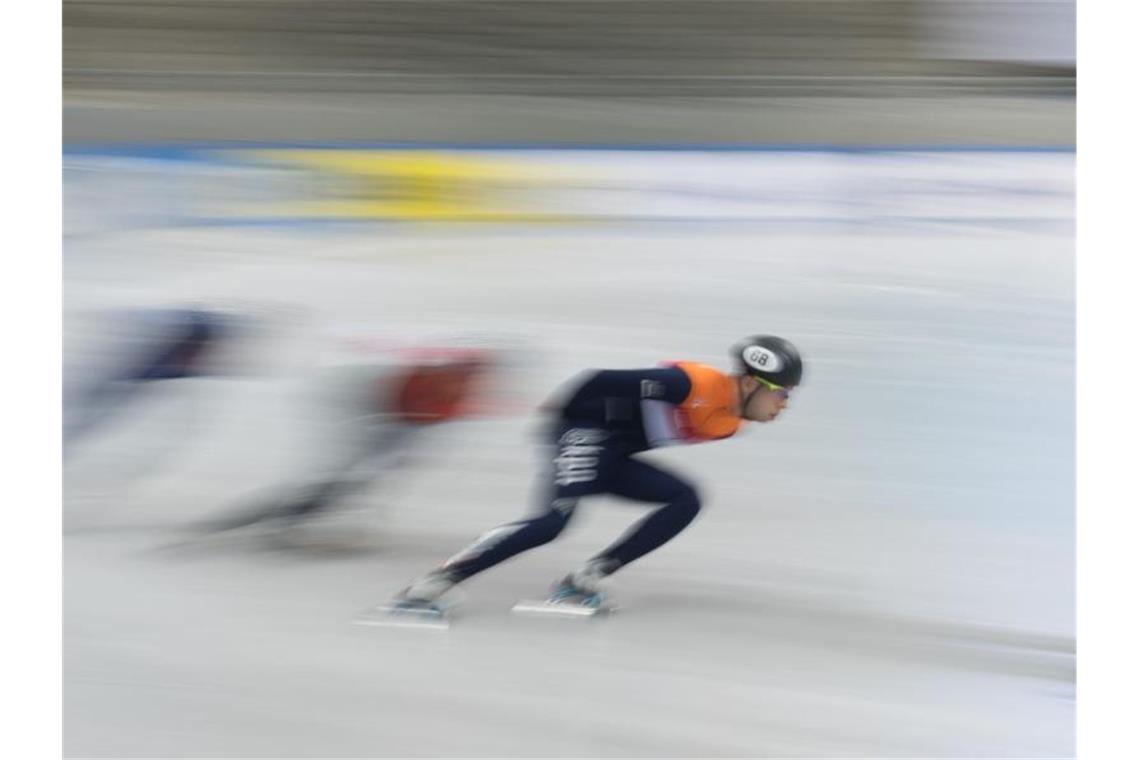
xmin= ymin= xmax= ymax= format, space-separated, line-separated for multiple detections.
xmin=512 ymin=562 xmax=616 ymax=618
xmin=355 ymin=570 xmax=457 ymax=629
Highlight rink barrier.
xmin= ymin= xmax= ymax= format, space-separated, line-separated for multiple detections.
xmin=62 ymin=142 xmax=1076 ymax=154
xmin=63 ymin=144 xmax=1074 ymax=229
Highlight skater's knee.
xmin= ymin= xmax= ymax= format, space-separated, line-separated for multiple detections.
xmin=530 ymin=511 xmax=570 ymax=545
xmin=670 ymin=482 xmax=701 ymax=519
xmin=670 ymin=480 xmax=697 ymax=510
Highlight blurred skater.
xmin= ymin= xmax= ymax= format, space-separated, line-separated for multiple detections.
xmin=63 ymin=302 xmax=302 ymax=522
xmin=64 ymin=306 xmax=239 ymax=451
xmin=195 ymin=346 xmax=497 ymax=546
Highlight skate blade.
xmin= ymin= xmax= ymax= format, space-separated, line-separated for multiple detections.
xmin=354 ymin=604 xmax=450 ymax=630
xmin=511 ymin=599 xmax=613 ymax=618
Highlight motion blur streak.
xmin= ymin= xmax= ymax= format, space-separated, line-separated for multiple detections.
xmin=64 ymin=1 xmax=1074 ymax=757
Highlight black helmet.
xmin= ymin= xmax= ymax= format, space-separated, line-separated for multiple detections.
xmin=732 ymin=335 xmax=803 ymax=388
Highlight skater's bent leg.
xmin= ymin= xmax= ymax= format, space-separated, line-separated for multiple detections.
xmin=281 ymin=479 xmax=359 ymax=518
xmin=403 ymin=423 xmax=611 ymax=599
xmin=202 ymin=479 xmax=357 ymax=534
xmin=441 ymin=507 xmax=573 ymax=581
xmin=593 ymin=458 xmax=701 ymax=573
xmin=207 ymin=425 xmax=404 ymax=535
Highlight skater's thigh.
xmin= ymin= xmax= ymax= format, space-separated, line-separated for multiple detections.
xmin=607 ymin=457 xmax=698 ymax=504
xmin=528 ymin=424 xmax=622 ymax=516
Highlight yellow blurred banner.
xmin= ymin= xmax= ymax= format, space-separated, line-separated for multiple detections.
xmin=240 ymin=150 xmax=564 ymax=221
xmin=64 ymin=148 xmax=1074 ymax=228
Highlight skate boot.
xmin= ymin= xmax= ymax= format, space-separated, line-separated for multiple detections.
xmin=391 ymin=569 xmax=459 ymax=616
xmin=511 ymin=559 xmax=619 ymax=618
xmin=357 ymin=568 xmax=460 ymax=628
xmin=549 ymin=560 xmax=611 ymax=609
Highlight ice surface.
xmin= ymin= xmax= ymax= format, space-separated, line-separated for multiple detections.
xmin=64 ymin=218 xmax=1074 ymax=757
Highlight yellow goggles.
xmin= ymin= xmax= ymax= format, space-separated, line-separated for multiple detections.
xmin=754 ymin=376 xmax=790 ymax=397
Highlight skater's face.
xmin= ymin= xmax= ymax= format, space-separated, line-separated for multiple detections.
xmin=739 ymin=376 xmax=791 ymax=422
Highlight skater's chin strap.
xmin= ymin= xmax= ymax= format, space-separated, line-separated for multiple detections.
xmin=738 ymin=378 xmax=763 ymax=419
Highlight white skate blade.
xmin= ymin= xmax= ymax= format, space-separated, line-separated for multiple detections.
xmin=511 ymin=599 xmax=613 ymax=618
xmin=354 ymin=604 xmax=450 ymax=630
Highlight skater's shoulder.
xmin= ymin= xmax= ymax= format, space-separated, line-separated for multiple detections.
xmin=671 ymin=361 xmax=734 ymax=395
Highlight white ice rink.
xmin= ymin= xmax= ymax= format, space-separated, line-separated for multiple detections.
xmin=64 ymin=214 xmax=1075 ymax=757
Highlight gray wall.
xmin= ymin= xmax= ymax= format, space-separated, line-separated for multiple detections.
xmin=63 ymin=0 xmax=1074 ymax=145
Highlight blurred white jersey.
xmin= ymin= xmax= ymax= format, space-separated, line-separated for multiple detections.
xmin=289 ymin=361 xmax=422 ymax=489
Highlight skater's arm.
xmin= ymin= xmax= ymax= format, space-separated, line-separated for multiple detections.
xmin=563 ymin=368 xmax=690 ymax=409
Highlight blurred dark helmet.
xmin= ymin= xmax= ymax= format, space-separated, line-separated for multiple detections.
xmin=732 ymin=335 xmax=803 ymax=388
